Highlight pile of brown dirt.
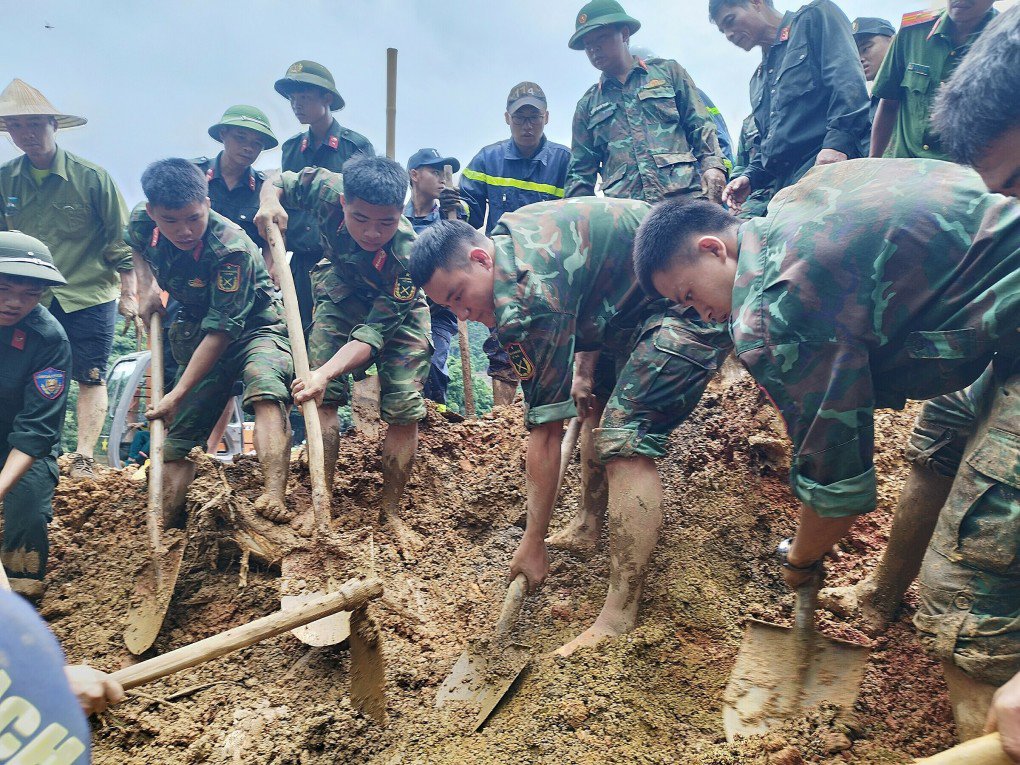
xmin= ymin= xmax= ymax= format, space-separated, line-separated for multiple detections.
xmin=38 ymin=368 xmax=954 ymax=764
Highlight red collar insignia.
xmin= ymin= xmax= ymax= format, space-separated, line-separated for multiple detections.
xmin=151 ymin=227 xmax=160 ymax=247
xmin=249 ymin=174 xmax=256 ymax=191
xmin=778 ymin=26 xmax=790 ymax=42
xmin=372 ymin=250 xmax=387 ymax=271
xmin=328 ymin=135 xmax=339 ymax=150
xmin=300 ymin=136 xmax=309 ymax=152
xmin=11 ymin=329 xmax=25 ymax=350
xmin=206 ymin=168 xmax=214 ymax=181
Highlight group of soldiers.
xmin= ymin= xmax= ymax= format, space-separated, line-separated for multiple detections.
xmin=0 ymin=0 xmax=1017 ymax=758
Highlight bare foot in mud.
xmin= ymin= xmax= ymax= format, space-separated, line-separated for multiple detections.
xmin=546 ymin=513 xmax=600 ymax=555
xmin=818 ymin=577 xmax=889 ymax=637
xmin=253 ymin=494 xmax=295 ymax=524
xmin=386 ymin=513 xmax=424 ymax=562
xmin=554 ymin=620 xmax=624 ymax=658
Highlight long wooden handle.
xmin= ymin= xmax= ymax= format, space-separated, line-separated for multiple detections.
xmin=147 ymin=313 xmax=165 ymax=583
xmin=915 ymin=733 xmax=1009 ymax=764
xmin=111 ymin=577 xmax=383 ymax=690
xmin=493 ymin=573 xmax=528 ymax=643
xmin=264 ymin=222 xmax=331 ymax=536
xmin=556 ymin=417 xmax=581 ymax=498
xmin=385 ymin=48 xmax=397 ymax=160
xmin=443 ymin=164 xmax=476 ymax=417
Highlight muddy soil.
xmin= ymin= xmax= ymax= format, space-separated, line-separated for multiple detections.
xmin=36 ymin=368 xmax=954 ymax=764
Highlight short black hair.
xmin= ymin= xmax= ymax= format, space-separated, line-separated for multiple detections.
xmin=408 ymin=219 xmax=486 ymax=287
xmin=141 ymin=158 xmax=208 ymax=209
xmin=709 ymin=0 xmax=773 ymax=23
xmin=634 ymin=199 xmax=738 ymax=296
xmin=932 ymin=5 xmax=1020 ymax=167
xmin=342 ymin=155 xmax=409 ymax=207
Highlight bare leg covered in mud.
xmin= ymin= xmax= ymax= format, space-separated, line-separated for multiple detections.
xmin=556 ymin=455 xmax=662 ymax=658
xmin=547 ymin=408 xmax=609 ymax=555
xmin=251 ymin=401 xmax=293 ymax=523
xmin=162 ymin=459 xmax=197 ymax=528
xmin=819 ymin=465 xmax=952 ymax=634
xmin=380 ymin=422 xmax=422 ymax=561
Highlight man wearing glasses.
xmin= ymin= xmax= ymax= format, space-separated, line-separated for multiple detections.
xmin=459 ymin=82 xmax=571 ymax=407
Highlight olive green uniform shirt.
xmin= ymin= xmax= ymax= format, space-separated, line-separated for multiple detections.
xmin=872 ymin=8 xmax=997 ymax=160
xmin=0 ymin=147 xmax=132 ymax=312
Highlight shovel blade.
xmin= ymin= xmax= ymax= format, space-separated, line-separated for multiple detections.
xmin=280 ymin=549 xmax=352 ymax=646
xmin=435 ymin=641 xmax=530 ymax=730
xmin=722 ymin=618 xmax=869 ymax=742
xmin=124 ymin=532 xmax=187 ymax=655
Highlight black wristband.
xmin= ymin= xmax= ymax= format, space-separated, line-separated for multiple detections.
xmin=776 ymin=538 xmax=823 ymax=572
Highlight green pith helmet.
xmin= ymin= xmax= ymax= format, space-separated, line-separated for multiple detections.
xmin=0 ymin=232 xmax=66 ymax=285
xmin=274 ymin=60 xmax=345 ymax=111
xmin=568 ymin=0 xmax=641 ymax=50
xmin=208 ymin=105 xmax=278 ymax=149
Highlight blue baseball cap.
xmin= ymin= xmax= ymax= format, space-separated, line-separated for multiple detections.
xmin=406 ymin=148 xmax=460 ymax=174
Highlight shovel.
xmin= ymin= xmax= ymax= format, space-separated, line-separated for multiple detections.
xmin=124 ymin=313 xmax=190 ymax=655
xmin=436 ymin=573 xmax=531 ymax=730
xmin=265 ymin=220 xmax=360 ymax=647
xmin=722 ymin=574 xmax=870 ymax=741
xmin=113 ymin=577 xmax=386 ymax=721
xmin=915 ymin=733 xmax=1009 ymax=764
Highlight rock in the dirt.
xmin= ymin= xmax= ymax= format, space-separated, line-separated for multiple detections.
xmin=819 ymin=730 xmax=853 ymax=754
xmin=768 ymin=747 xmax=803 ymax=765
xmin=558 ymin=698 xmax=589 ymax=729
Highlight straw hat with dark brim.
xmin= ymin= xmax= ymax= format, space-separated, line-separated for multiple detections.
xmin=0 ymin=79 xmax=86 ymax=131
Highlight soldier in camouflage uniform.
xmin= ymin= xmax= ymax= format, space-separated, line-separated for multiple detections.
xmin=255 ymin=156 xmax=431 ymax=560
xmin=565 ymin=0 xmax=728 ymax=204
xmin=730 ymin=115 xmax=772 ymax=219
xmin=127 ymin=159 xmax=294 ymax=524
xmin=634 ymin=160 xmax=1019 ymax=742
xmin=408 ymin=199 xmax=730 ymax=656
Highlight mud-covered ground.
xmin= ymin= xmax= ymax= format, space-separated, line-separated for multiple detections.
xmin=34 ymin=367 xmax=953 ymax=763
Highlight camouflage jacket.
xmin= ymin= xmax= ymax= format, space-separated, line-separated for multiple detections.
xmin=732 ymin=159 xmax=1020 ymax=517
xmin=565 ymin=58 xmax=726 ymax=202
xmin=277 ymin=168 xmax=422 ymax=354
xmin=125 ymin=205 xmax=280 ymax=341
xmin=492 ymin=197 xmax=730 ymax=426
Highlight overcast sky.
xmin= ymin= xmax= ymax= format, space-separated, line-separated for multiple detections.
xmin=2 ymin=0 xmax=978 ymax=205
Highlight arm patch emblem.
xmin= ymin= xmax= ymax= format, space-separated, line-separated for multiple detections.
xmin=393 ymin=274 xmax=416 ymax=301
xmin=505 ymin=342 xmax=535 ymax=380
xmin=33 ymin=367 xmax=66 ymax=400
xmin=217 ymin=263 xmax=241 ymax=293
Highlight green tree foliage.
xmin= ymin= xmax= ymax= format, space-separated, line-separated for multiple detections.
xmin=444 ymin=320 xmax=496 ymax=415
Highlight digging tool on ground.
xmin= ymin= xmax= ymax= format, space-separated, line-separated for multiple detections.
xmin=124 ymin=313 xmax=190 ymax=655
xmin=436 ymin=573 xmax=531 ymax=730
xmin=113 ymin=577 xmax=386 ymax=722
xmin=722 ymin=572 xmax=870 ymax=741
xmin=442 ymin=164 xmax=476 ymax=417
xmin=915 ymin=733 xmax=1009 ymax=764
xmin=265 ymin=220 xmax=362 ymax=647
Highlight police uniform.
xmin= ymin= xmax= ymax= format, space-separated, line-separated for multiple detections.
xmin=276 ymin=168 xmax=431 ymax=424
xmin=872 ymin=7 xmax=998 ymax=160
xmin=490 ymin=197 xmax=730 ymax=461
xmin=192 ymin=156 xmax=266 ymax=248
xmin=730 ymin=159 xmax=1019 ymax=518
xmin=740 ymin=0 xmax=870 ymax=196
xmin=276 ymin=61 xmax=376 ymax=332
xmin=124 ymin=207 xmax=293 ymax=461
xmin=0 ymin=232 xmax=71 ymax=599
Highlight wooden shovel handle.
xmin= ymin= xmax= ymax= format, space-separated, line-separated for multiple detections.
xmin=494 ymin=573 xmax=528 ymax=642
xmin=263 ymin=222 xmax=331 ymax=535
xmin=146 ymin=313 xmax=165 ymax=579
xmin=915 ymin=733 xmax=1009 ymax=764
xmin=110 ymin=576 xmax=383 ymax=690
xmin=442 ymin=164 xmax=476 ymax=418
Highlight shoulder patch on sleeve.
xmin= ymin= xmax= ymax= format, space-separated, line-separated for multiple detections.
xmin=392 ymin=273 xmax=416 ymax=302
xmin=33 ymin=367 xmax=66 ymax=400
xmin=901 ymin=9 xmax=938 ymax=27
xmin=505 ymin=342 xmax=535 ymax=381
xmin=217 ymin=263 xmax=241 ymax=293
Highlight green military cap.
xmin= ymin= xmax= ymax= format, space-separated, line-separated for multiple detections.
xmin=274 ymin=60 xmax=345 ymax=111
xmin=852 ymin=17 xmax=896 ymax=40
xmin=0 ymin=232 xmax=66 ymax=285
xmin=208 ymin=105 xmax=279 ymax=149
xmin=568 ymin=0 xmax=641 ymax=50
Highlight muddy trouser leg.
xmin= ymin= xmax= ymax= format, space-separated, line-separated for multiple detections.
xmin=914 ymin=365 xmax=1020 ymax=739
xmin=1 ymin=454 xmax=58 ymax=598
xmin=423 ymin=304 xmax=456 ymax=406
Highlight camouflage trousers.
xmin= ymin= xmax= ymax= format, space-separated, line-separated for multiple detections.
xmin=0 ymin=438 xmax=58 ymax=595
xmin=166 ymin=324 xmax=293 ymax=461
xmin=593 ymin=307 xmax=730 ymax=463
xmin=911 ymin=362 xmax=1020 ymax=686
xmin=308 ymin=270 xmax=432 ymax=425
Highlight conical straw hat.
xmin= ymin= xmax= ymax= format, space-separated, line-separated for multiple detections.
xmin=0 ymin=79 xmax=86 ymax=131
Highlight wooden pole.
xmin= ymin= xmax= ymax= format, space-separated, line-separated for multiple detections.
xmin=386 ymin=48 xmax=397 ymax=160
xmin=264 ymin=222 xmax=331 ymax=537
xmin=914 ymin=733 xmax=1008 ymax=764
xmin=443 ymin=165 xmax=476 ymax=417
xmin=111 ymin=577 xmax=383 ymax=690
xmin=147 ymin=313 xmax=166 ymax=586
